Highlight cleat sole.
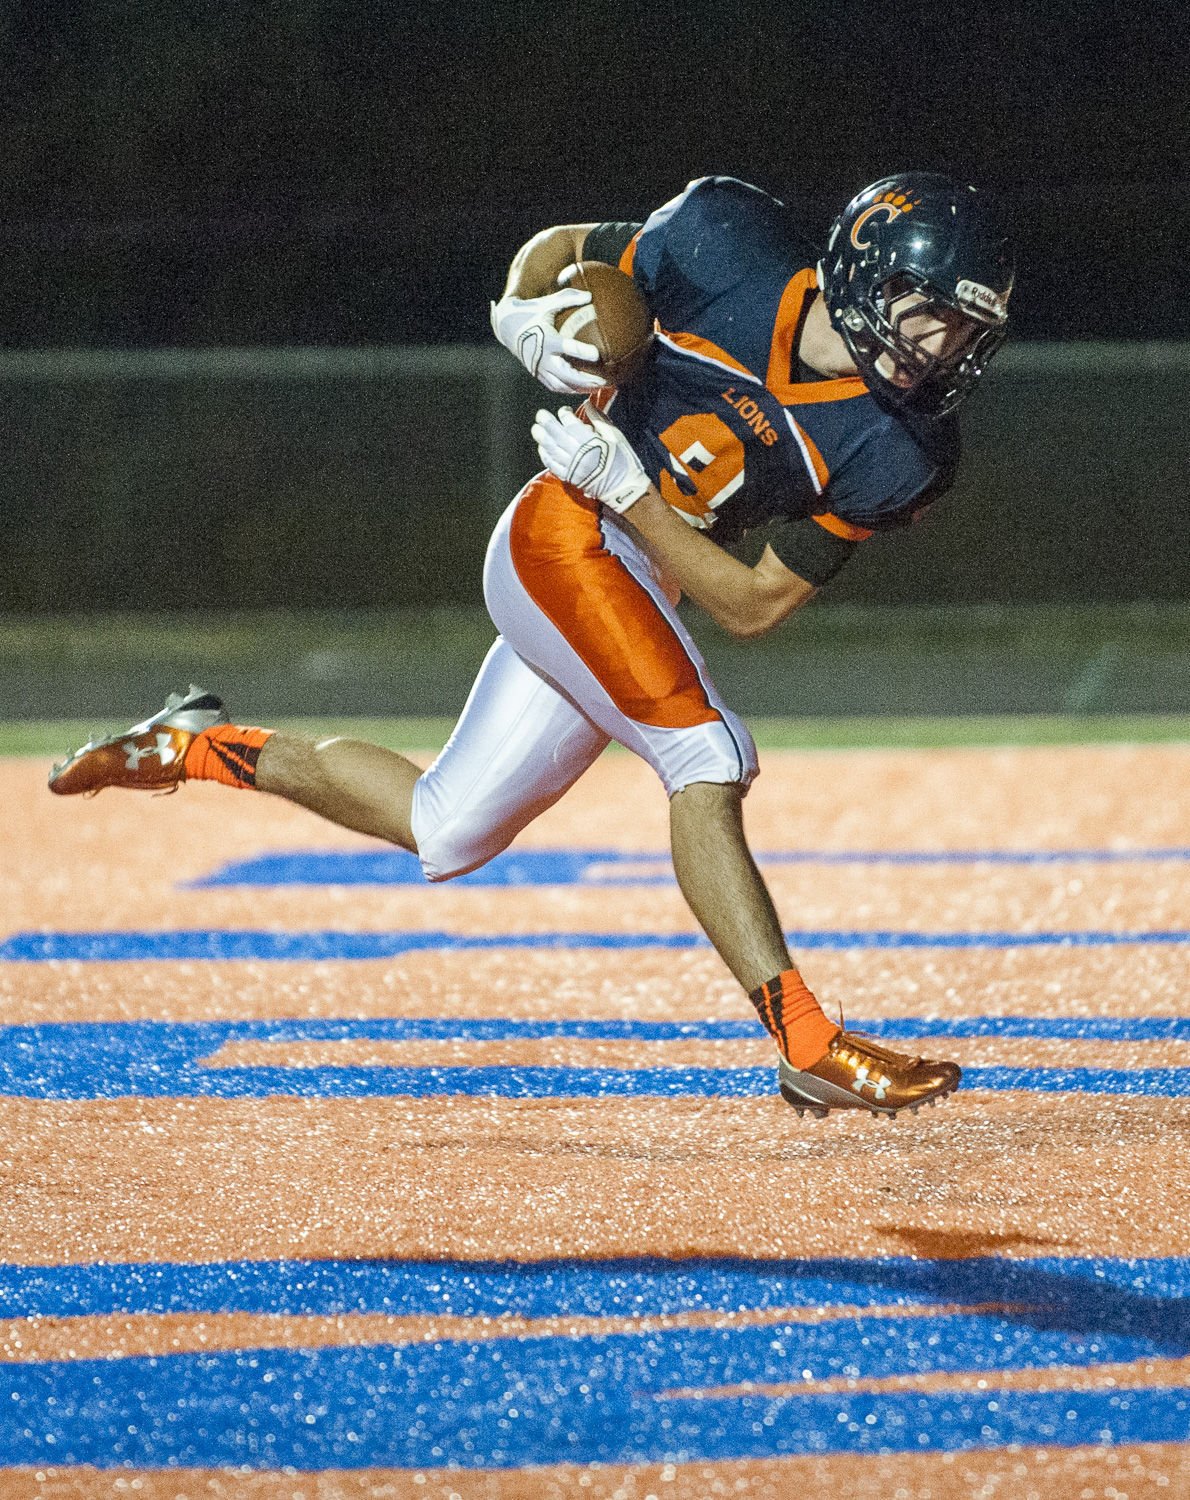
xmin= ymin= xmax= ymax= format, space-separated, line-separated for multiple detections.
xmin=788 ymin=1102 xmax=830 ymax=1121
xmin=778 ymin=1038 xmax=962 ymax=1121
xmin=780 ymin=1076 xmax=959 ymax=1121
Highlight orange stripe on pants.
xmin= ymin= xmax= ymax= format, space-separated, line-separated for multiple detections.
xmin=508 ymin=473 xmax=720 ymax=732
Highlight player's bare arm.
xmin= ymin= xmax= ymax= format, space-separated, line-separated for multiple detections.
xmin=499 ymin=224 xmax=599 ymax=300
xmin=620 ymin=487 xmax=816 ymax=638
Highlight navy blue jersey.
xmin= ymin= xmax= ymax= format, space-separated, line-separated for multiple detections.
xmin=587 ymin=177 xmax=959 ymax=578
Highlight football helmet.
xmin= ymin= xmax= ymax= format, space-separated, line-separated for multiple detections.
xmin=819 ymin=172 xmax=1014 ymax=418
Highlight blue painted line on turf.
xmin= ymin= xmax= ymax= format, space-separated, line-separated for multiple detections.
xmin=1 ymin=1354 xmax=1184 ymax=1468
xmin=1 ymin=1062 xmax=1185 ymax=1099
xmin=8 ymin=1014 xmax=1186 ymax=1046
xmin=190 ymin=844 xmax=1190 ymax=888
xmin=4 ymin=927 xmax=1189 ymax=961
xmin=0 ymin=1256 xmax=1185 ymax=1466
xmin=1 ymin=1253 xmax=1183 ymax=1324
xmin=0 ymin=929 xmax=701 ymax=960
xmin=0 ymin=1363 xmax=1183 ymax=1467
xmin=0 ymin=1018 xmax=1186 ymax=1098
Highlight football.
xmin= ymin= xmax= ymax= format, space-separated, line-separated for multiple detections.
xmin=555 ymin=261 xmax=653 ymax=387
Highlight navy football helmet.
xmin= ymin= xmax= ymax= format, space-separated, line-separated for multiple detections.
xmin=820 ymin=172 xmax=1014 ymax=418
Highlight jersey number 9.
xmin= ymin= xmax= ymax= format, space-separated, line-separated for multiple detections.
xmin=657 ymin=414 xmax=746 ymax=528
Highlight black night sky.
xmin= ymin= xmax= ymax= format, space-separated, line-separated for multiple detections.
xmin=0 ymin=0 xmax=1184 ymax=348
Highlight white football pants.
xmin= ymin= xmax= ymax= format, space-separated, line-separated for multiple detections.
xmin=410 ymin=472 xmax=758 ymax=881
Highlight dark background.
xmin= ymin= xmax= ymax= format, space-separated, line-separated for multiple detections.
xmin=0 ymin=0 xmax=1186 ymax=665
xmin=0 ymin=0 xmax=1184 ymax=349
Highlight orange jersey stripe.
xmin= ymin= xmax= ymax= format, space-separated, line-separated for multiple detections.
xmin=812 ymin=511 xmax=874 ymax=542
xmin=766 ymin=269 xmax=816 ymax=394
xmin=656 ymin=328 xmax=756 ymax=379
xmin=508 ymin=473 xmax=721 ymax=732
xmin=766 ymin=268 xmax=870 ymax=406
xmin=618 ymin=231 xmax=641 ymax=278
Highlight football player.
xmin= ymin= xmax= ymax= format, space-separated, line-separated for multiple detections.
xmin=50 ymin=172 xmax=1013 ymax=1119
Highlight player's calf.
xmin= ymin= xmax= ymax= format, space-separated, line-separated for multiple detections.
xmin=255 ymin=733 xmax=420 ymax=850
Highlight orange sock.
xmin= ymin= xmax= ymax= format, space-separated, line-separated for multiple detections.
xmin=749 ymin=968 xmax=840 ymax=1069
xmin=183 ymin=724 xmax=274 ymax=789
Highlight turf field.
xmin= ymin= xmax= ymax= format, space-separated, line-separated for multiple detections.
xmin=1 ymin=721 xmax=1187 ymax=1498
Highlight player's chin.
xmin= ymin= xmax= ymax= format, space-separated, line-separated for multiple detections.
xmin=880 ymin=365 xmax=916 ymax=391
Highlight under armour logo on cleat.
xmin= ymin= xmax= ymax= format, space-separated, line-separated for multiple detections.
xmin=852 ymin=1064 xmax=889 ymax=1101
xmin=123 ymin=733 xmax=177 ymax=771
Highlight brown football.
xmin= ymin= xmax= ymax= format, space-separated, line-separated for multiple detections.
xmin=554 ymin=260 xmax=653 ymax=387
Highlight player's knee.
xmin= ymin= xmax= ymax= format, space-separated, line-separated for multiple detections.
xmin=659 ymin=718 xmax=759 ymax=798
xmin=408 ymin=803 xmax=479 ymax=882
xmin=410 ymin=778 xmax=508 ymax=883
xmin=413 ymin=823 xmax=497 ymax=883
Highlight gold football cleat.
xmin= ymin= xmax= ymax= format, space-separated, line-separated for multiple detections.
xmin=48 ymin=685 xmax=228 ymax=797
xmin=778 ymin=1030 xmax=961 ymax=1119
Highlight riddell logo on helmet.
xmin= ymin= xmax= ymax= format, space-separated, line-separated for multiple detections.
xmin=849 ymin=190 xmax=921 ymax=250
xmin=956 ymin=279 xmax=1009 ymax=322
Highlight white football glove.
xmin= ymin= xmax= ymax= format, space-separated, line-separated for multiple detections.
xmin=531 ymin=405 xmax=653 ymax=513
xmin=490 ymin=281 xmax=607 ymax=394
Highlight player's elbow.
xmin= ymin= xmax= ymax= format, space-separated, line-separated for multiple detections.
xmin=714 ymin=595 xmax=792 ymax=640
xmin=717 ymin=581 xmax=814 ymax=639
xmin=720 ymin=610 xmax=775 ymax=640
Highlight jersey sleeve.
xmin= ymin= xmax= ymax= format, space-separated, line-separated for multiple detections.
xmin=630 ymin=176 xmax=795 ymax=331
xmin=767 ymin=517 xmax=857 ymax=584
xmin=583 ymin=221 xmax=643 ymax=270
xmin=721 ymin=517 xmax=855 ymax=588
xmin=819 ymin=414 xmax=959 ymax=535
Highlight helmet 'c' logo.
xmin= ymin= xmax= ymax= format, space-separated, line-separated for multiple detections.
xmin=849 ymin=191 xmax=919 ymax=250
